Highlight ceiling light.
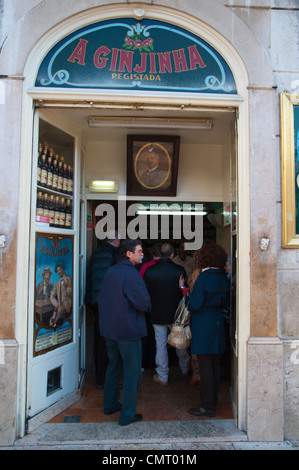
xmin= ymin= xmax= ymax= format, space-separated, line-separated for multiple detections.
xmin=89 ymin=180 xmax=118 ymax=193
xmin=136 ymin=210 xmax=207 ymax=216
xmin=88 ymin=116 xmax=213 ymax=130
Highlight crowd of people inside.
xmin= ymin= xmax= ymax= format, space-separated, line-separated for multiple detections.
xmin=85 ymin=233 xmax=231 ymax=426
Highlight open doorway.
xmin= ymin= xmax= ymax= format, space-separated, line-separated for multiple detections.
xmin=79 ymin=192 xmax=236 ymax=422
xmin=39 ymin=106 xmax=238 ymax=424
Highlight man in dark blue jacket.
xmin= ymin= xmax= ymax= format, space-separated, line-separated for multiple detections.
xmin=85 ymin=231 xmax=120 ymax=388
xmin=98 ymin=239 xmax=151 ymax=426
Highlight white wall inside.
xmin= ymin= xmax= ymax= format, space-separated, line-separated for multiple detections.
xmin=49 ymin=107 xmax=234 ymax=202
xmin=85 ymin=139 xmax=223 ymax=200
xmin=86 ymin=139 xmax=127 ymax=194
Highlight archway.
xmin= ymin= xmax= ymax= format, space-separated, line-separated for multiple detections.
xmin=3 ymin=1 xmax=274 ymax=438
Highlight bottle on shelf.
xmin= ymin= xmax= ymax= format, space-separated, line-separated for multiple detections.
xmin=67 ymin=165 xmax=73 ymax=195
xmin=42 ymin=142 xmax=48 ymax=157
xmin=43 ymin=193 xmax=49 ymax=218
xmin=54 ymin=196 xmax=61 ymax=227
xmin=48 ymin=195 xmax=55 ymax=226
xmin=36 ymin=191 xmax=43 ymax=218
xmin=46 ymin=155 xmax=53 ymax=189
xmin=40 ymin=154 xmax=48 ymax=187
xmin=37 ymin=143 xmax=42 ymax=184
xmin=57 ymin=161 xmax=64 ymax=192
xmin=63 ymin=163 xmax=68 ymax=193
xmin=52 ymin=158 xmax=58 ymax=190
xmin=59 ymin=198 xmax=66 ymax=227
xmin=65 ymin=199 xmax=72 ymax=228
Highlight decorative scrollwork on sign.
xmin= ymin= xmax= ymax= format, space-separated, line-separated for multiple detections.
xmin=41 ymin=70 xmax=70 ymax=86
xmin=205 ymin=75 xmax=223 ymax=90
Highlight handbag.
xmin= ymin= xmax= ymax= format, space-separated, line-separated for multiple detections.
xmin=167 ymin=297 xmax=191 ymax=349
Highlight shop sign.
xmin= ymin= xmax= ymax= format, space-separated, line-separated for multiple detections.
xmin=35 ymin=18 xmax=237 ymax=94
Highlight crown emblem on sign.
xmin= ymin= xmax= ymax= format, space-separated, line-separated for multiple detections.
xmin=123 ymin=23 xmax=154 ymax=52
xmin=52 ymin=238 xmax=60 ymax=248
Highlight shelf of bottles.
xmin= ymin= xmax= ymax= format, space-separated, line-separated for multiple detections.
xmin=36 ymin=141 xmax=73 ymax=229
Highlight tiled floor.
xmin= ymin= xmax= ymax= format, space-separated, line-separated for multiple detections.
xmin=49 ymin=364 xmax=233 ymax=424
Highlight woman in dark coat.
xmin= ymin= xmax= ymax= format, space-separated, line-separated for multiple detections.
xmin=180 ymin=243 xmax=230 ymax=417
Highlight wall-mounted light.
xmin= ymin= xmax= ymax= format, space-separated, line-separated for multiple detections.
xmin=89 ymin=180 xmax=118 ymax=193
xmin=88 ymin=116 xmax=213 ymax=130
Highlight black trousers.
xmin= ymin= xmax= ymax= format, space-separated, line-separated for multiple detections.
xmin=91 ymin=303 xmax=109 ymax=386
xmin=197 ymin=354 xmax=221 ymax=413
xmin=141 ymin=312 xmax=156 ymax=369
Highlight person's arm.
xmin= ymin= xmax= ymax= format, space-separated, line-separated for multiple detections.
xmin=179 ymin=274 xmax=189 ymax=297
xmin=50 ymin=283 xmax=59 ymax=308
xmin=180 ymin=274 xmax=206 ymax=312
xmin=125 ymin=273 xmax=151 ymax=313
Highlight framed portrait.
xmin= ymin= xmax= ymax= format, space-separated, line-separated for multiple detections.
xmin=33 ymin=233 xmax=73 ymax=356
xmin=280 ymin=93 xmax=299 ymax=248
xmin=127 ymin=135 xmax=180 ymax=196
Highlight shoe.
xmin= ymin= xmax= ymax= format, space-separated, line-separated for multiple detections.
xmin=188 ymin=407 xmax=215 ymax=417
xmin=104 ymin=403 xmax=122 ymax=415
xmin=188 ymin=377 xmax=200 ymax=386
xmin=119 ymin=414 xmax=142 ymax=426
xmin=153 ymin=374 xmax=168 ymax=385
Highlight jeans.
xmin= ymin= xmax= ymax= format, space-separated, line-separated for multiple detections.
xmin=91 ymin=304 xmax=109 ymax=386
xmin=104 ymin=338 xmax=142 ymax=425
xmin=153 ymin=324 xmax=190 ymax=382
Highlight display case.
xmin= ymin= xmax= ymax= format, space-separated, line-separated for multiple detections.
xmin=35 ymin=119 xmax=74 ymax=230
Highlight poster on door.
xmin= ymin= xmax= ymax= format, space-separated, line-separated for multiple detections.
xmin=34 ymin=233 xmax=73 ymax=356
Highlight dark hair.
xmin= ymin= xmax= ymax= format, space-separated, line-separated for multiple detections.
xmin=193 ymin=242 xmax=227 ymax=270
xmin=151 ymin=243 xmax=161 ymax=258
xmin=144 ymin=144 xmax=164 ymax=159
xmin=160 ymin=243 xmax=175 ymax=258
xmin=105 ymin=230 xmax=119 ymax=243
xmin=55 ymin=260 xmax=66 ymax=272
xmin=120 ymin=238 xmax=142 ymax=258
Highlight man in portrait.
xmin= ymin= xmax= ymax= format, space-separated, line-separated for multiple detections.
xmin=50 ymin=260 xmax=72 ymax=327
xmin=137 ymin=144 xmax=170 ymax=188
xmin=36 ymin=267 xmax=54 ymax=300
xmin=35 ymin=267 xmax=55 ymax=326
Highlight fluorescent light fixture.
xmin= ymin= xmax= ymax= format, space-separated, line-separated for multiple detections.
xmin=88 ymin=116 xmax=213 ymax=130
xmin=136 ymin=210 xmax=207 ymax=216
xmin=89 ymin=180 xmax=118 ymax=193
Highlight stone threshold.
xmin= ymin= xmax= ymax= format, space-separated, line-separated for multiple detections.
xmin=13 ymin=419 xmax=247 ymax=447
